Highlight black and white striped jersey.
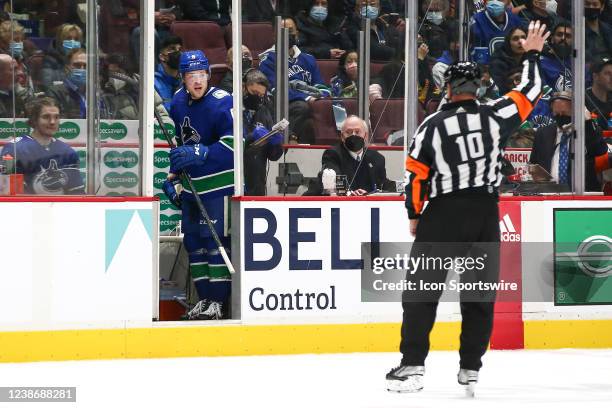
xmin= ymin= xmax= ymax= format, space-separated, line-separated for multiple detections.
xmin=405 ymin=51 xmax=543 ymax=219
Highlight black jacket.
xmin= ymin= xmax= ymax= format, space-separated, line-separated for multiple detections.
xmin=294 ymin=11 xmax=353 ymax=59
xmin=529 ymin=122 xmax=609 ymax=191
xmin=346 ymin=13 xmax=401 ymax=61
xmin=304 ymin=143 xmax=395 ymax=195
xmin=244 ymin=102 xmax=283 ymax=196
xmin=179 ymin=0 xmax=230 ymax=25
xmin=245 ymin=0 xmax=311 ymax=22
xmin=489 ymin=45 xmax=523 ymax=94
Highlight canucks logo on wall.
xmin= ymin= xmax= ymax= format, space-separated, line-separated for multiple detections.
xmin=181 ymin=117 xmax=200 ymax=144
xmin=32 ymin=159 xmax=81 ymax=194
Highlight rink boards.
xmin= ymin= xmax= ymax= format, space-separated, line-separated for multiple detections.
xmin=1 ymin=196 xmax=612 ymax=362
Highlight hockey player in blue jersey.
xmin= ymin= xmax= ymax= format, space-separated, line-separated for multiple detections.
xmin=163 ymin=50 xmax=234 ymax=320
xmin=0 ymin=97 xmax=84 ymax=195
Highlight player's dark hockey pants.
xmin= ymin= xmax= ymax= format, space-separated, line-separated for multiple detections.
xmin=400 ymin=188 xmax=500 ymax=371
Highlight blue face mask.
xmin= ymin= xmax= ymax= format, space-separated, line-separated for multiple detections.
xmin=426 ymin=11 xmax=444 ymax=25
xmin=361 ymin=5 xmax=379 ymax=19
xmin=310 ymin=5 xmax=328 ymax=22
xmin=69 ymin=68 xmax=87 ymax=87
xmin=9 ymin=42 xmax=23 ymax=57
xmin=63 ymin=39 xmax=81 ymax=54
xmin=486 ymin=0 xmax=506 ymax=17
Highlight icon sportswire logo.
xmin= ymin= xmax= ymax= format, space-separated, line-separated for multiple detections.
xmin=499 ymin=214 xmax=521 ymax=242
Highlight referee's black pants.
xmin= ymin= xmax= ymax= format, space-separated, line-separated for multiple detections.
xmin=400 ymin=189 xmax=500 ymax=371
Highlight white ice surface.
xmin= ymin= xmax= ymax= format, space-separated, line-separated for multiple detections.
xmin=0 ymin=349 xmax=611 ymax=408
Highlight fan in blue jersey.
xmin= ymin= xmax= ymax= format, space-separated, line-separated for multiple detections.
xmin=470 ymin=0 xmax=523 ymax=60
xmin=0 ymin=97 xmax=84 ymax=195
xmin=164 ymin=49 xmax=234 ymax=320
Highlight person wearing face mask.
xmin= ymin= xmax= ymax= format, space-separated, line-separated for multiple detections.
xmin=419 ymin=0 xmax=459 ymax=59
xmin=0 ymin=20 xmax=37 ymax=62
xmin=304 ymin=115 xmax=395 ymax=195
xmin=42 ymin=24 xmax=83 ymax=91
xmin=242 ymin=69 xmax=283 ymax=195
xmin=154 ymin=36 xmax=183 ymax=112
xmin=518 ymin=0 xmax=560 ymax=31
xmin=585 ymin=0 xmax=612 ymax=63
xmin=529 ymin=91 xmax=611 ymax=190
xmin=330 ymin=50 xmax=359 ymax=97
xmin=47 ymin=48 xmax=87 ymax=119
xmin=346 ymin=0 xmax=402 ymax=60
xmin=539 ymin=21 xmax=575 ymax=93
xmin=295 ymin=0 xmax=353 ymax=60
xmin=259 ymin=17 xmax=327 ymax=144
xmin=218 ymin=45 xmax=253 ymax=94
xmin=0 ymin=54 xmax=28 ymax=118
xmin=470 ymin=0 xmax=522 ymax=57
xmin=99 ymin=54 xmax=140 ymax=120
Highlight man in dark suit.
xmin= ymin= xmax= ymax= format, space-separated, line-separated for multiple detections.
xmin=304 ymin=115 xmax=396 ymax=195
xmin=529 ymin=91 xmax=611 ymax=191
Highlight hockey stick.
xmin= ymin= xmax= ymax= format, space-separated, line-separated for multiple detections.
xmin=153 ymin=106 xmax=236 ymax=274
xmin=249 ymin=118 xmax=290 ymax=148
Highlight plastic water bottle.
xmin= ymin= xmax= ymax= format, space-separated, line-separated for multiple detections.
xmin=1 ymin=154 xmax=14 ymax=174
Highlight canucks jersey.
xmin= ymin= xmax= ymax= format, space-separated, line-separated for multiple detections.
xmin=169 ymin=85 xmax=234 ymax=200
xmin=0 ymin=135 xmax=84 ymax=195
xmin=470 ymin=10 xmax=523 ymax=56
xmin=259 ymin=46 xmax=325 ymax=102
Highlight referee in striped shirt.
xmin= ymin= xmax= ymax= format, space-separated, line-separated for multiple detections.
xmin=386 ymin=21 xmax=550 ymax=394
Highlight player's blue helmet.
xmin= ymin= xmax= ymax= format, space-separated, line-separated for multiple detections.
xmin=179 ymin=50 xmax=210 ymax=74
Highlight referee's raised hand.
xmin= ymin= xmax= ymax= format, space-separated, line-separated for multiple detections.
xmin=520 ymin=20 xmax=551 ymax=53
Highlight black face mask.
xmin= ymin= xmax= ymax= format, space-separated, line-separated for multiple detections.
xmin=344 ymin=134 xmax=365 ymax=152
xmin=243 ymin=92 xmax=264 ymax=110
xmin=288 ymin=35 xmax=298 ymax=49
xmin=554 ymin=114 xmax=572 ymax=128
xmin=552 ymin=43 xmax=572 ymax=58
xmin=585 ymin=7 xmax=601 ymax=21
xmin=242 ymin=58 xmax=253 ymax=71
xmin=167 ymin=51 xmax=181 ymax=69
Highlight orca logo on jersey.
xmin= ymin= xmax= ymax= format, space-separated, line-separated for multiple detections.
xmin=180 ymin=116 xmax=201 ymax=144
xmin=32 ymin=159 xmax=69 ymax=194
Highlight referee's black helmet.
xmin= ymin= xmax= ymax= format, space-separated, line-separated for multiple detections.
xmin=444 ymin=61 xmax=481 ymax=95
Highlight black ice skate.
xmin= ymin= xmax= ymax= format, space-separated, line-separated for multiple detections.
xmin=385 ymin=365 xmax=425 ymax=393
xmin=458 ymin=368 xmax=478 ymax=397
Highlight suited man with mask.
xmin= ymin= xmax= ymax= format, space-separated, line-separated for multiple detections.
xmin=529 ymin=91 xmax=611 ymax=191
xmin=305 ymin=115 xmax=395 ymax=195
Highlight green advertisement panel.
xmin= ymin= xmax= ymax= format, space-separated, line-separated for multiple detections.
xmin=554 ymin=209 xmax=612 ymax=305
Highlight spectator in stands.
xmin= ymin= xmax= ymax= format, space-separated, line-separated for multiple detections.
xmin=586 ymin=57 xmax=612 ymax=130
xmin=294 ymin=0 xmax=353 ymax=60
xmin=539 ymin=21 xmax=573 ymax=93
xmin=218 ymin=45 xmax=253 ymax=94
xmin=530 ymin=91 xmax=610 ymax=191
xmin=0 ymin=54 xmax=27 ymax=117
xmin=585 ymin=0 xmax=612 ymax=63
xmin=347 ymin=0 xmax=403 ymax=61
xmin=0 ymin=97 xmax=84 ymax=194
xmin=130 ymin=0 xmax=181 ymax=63
xmin=259 ymin=18 xmax=328 ymax=144
xmin=242 ymin=68 xmax=283 ymax=195
xmin=489 ymin=27 xmax=527 ymax=94
xmin=304 ymin=115 xmax=395 ymax=195
xmin=154 ymin=35 xmax=183 ymax=111
xmin=47 ymin=48 xmax=86 ymax=119
xmin=0 ymin=20 xmax=37 ymax=61
xmin=42 ymin=24 xmax=83 ymax=91
xmin=330 ymin=50 xmax=358 ymax=97
xmin=418 ymin=0 xmax=459 ymax=59
xmin=100 ymin=54 xmax=139 ymax=120
xmin=505 ymin=66 xmax=553 ymax=129
xmin=279 ymin=16 xmax=308 ymax=48
xmin=517 ymin=0 xmax=560 ymax=30
xmin=245 ymin=0 xmax=312 ymax=21
xmin=470 ymin=0 xmax=522 ymax=60
xmin=180 ymin=0 xmax=231 ymax=26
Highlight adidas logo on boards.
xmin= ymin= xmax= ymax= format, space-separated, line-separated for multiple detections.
xmin=499 ymin=214 xmax=521 ymax=242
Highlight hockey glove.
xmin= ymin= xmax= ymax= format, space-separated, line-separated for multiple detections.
xmin=162 ymin=178 xmax=182 ymax=208
xmin=268 ymin=132 xmax=283 ymax=146
xmin=251 ymin=125 xmax=269 ymax=143
xmin=169 ymin=143 xmax=209 ymax=172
